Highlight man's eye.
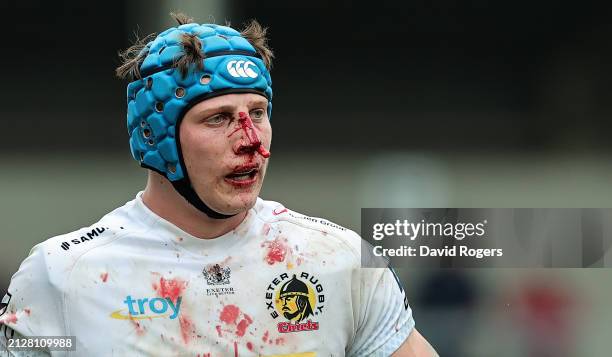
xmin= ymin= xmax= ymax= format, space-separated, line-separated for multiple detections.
xmin=250 ymin=109 xmax=266 ymax=122
xmin=204 ymin=114 xmax=227 ymax=125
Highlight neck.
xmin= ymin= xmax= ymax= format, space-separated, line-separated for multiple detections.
xmin=141 ymin=171 xmax=247 ymax=239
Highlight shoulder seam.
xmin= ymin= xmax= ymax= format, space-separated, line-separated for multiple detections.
xmin=257 ymin=214 xmax=361 ymax=263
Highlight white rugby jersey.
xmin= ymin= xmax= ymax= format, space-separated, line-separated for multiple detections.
xmin=0 ymin=193 xmax=414 ymax=356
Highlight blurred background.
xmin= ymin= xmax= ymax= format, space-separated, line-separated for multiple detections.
xmin=1 ymin=0 xmax=612 ymax=355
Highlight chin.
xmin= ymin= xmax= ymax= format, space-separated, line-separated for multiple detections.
xmin=209 ymin=192 xmax=259 ymax=216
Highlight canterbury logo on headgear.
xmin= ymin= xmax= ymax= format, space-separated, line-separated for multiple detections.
xmin=226 ymin=60 xmax=258 ymax=78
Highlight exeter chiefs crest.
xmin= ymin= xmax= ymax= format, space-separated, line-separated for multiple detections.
xmin=265 ymin=272 xmax=324 ymax=333
xmin=203 ymin=264 xmax=231 ymax=285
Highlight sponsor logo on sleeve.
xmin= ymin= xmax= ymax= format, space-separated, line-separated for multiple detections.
xmin=59 ymin=225 xmax=124 ymax=251
xmin=265 ymin=272 xmax=324 ymax=333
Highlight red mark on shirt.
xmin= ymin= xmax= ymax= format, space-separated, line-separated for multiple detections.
xmin=246 ymin=341 xmax=254 ymax=351
xmin=215 ymin=325 xmax=223 ymax=337
xmin=263 ymin=237 xmax=289 ymax=265
xmin=234 ymin=341 xmax=239 ymax=357
xmin=272 ymin=208 xmax=288 ymax=216
xmin=24 ymin=309 xmax=31 ymax=316
xmin=129 ymin=318 xmax=145 ymax=336
xmin=262 ymin=330 xmax=269 ymax=343
xmin=179 ymin=316 xmax=194 ymax=344
xmin=261 ymin=223 xmax=271 ymax=236
xmin=236 ymin=314 xmax=253 ymax=337
xmin=154 ymin=277 xmax=187 ymax=303
xmin=219 ymin=305 xmax=254 ymax=338
xmin=1 ymin=313 xmax=17 ymax=324
xmin=220 ymin=305 xmax=240 ymax=325
xmin=100 ymin=272 xmax=109 ymax=283
xmin=228 ymin=112 xmax=270 ymax=158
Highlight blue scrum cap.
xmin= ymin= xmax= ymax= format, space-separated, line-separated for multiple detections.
xmin=125 ymin=22 xmax=273 ymax=181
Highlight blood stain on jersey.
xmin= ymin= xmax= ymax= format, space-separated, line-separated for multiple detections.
xmin=153 ymin=277 xmax=187 ymax=303
xmin=219 ymin=305 xmax=254 ymax=338
xmin=130 ymin=318 xmax=146 ymax=336
xmin=261 ymin=223 xmax=271 ymax=236
xmin=263 ymin=236 xmax=291 ymax=265
xmin=264 ymin=272 xmax=324 ymax=334
xmin=179 ymin=315 xmax=195 ymax=344
xmin=0 ymin=312 xmax=17 ymax=324
xmin=247 ymin=341 xmax=254 ymax=351
xmin=220 ymin=305 xmax=240 ymax=324
xmin=100 ymin=272 xmax=109 ymax=283
xmin=216 ymin=324 xmax=223 ymax=337
xmin=236 ymin=314 xmax=253 ymax=337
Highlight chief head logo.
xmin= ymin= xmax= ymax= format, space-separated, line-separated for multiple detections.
xmin=265 ymin=272 xmax=324 ymax=333
xmin=226 ymin=60 xmax=258 ymax=78
xmin=278 ymin=275 xmax=314 ymax=322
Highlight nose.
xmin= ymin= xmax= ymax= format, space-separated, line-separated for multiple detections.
xmin=228 ymin=111 xmax=271 ymax=158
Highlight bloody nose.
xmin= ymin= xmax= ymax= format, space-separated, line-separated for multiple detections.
xmin=229 ymin=112 xmax=271 ymax=158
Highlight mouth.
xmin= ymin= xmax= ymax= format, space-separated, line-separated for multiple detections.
xmin=224 ymin=164 xmax=260 ymax=187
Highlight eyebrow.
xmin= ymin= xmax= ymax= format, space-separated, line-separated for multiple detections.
xmin=197 ymin=100 xmax=268 ymax=117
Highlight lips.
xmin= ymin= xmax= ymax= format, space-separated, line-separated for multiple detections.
xmin=224 ymin=163 xmax=260 ymax=187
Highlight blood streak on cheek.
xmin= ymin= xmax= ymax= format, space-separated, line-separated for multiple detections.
xmin=154 ymin=277 xmax=187 ymax=302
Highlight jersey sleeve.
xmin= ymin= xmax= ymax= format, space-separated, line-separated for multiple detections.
xmin=347 ymin=267 xmax=415 ymax=357
xmin=1 ymin=243 xmax=66 ymax=356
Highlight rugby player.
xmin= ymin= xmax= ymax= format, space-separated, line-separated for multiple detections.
xmin=0 ymin=13 xmax=437 ymax=356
